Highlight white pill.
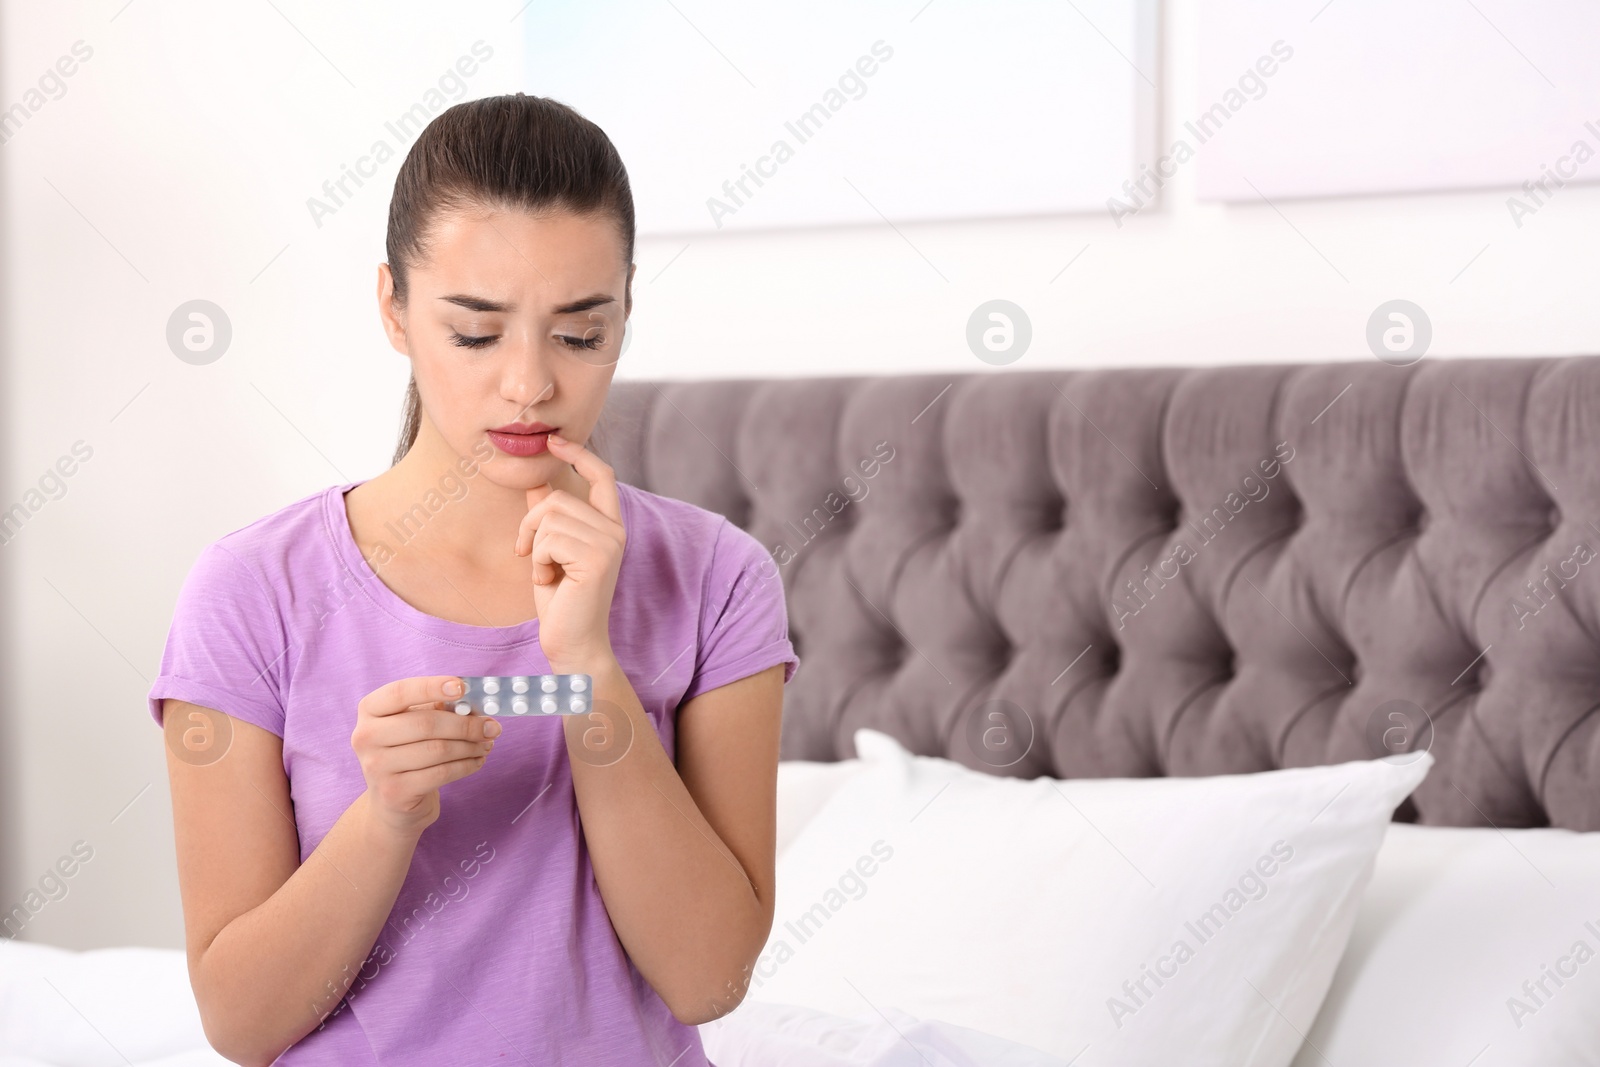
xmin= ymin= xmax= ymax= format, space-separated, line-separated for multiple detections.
xmin=453 ymin=702 xmax=471 ymax=716
xmin=484 ymin=698 xmax=499 ymax=715
xmin=541 ymin=695 xmax=558 ymax=714
xmin=541 ymin=676 xmax=558 ymax=693
xmin=512 ymin=696 xmax=529 ymax=714
xmin=571 ymin=676 xmax=587 ymax=692
xmin=512 ymin=676 xmax=529 ymax=694
xmin=483 ymin=677 xmax=500 ymax=695
xmin=569 ymin=695 xmax=586 ymax=713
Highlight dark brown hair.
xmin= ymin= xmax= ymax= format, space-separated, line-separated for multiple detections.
xmin=385 ymin=93 xmax=636 ymax=466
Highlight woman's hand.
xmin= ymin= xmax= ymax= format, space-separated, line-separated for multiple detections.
xmin=351 ymin=676 xmax=501 ymax=838
xmin=514 ymin=433 xmax=627 ymax=672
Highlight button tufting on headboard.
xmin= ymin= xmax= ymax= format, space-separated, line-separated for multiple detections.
xmin=1218 ymin=651 xmax=1236 ymax=680
xmin=597 ymin=359 xmax=1600 ymax=830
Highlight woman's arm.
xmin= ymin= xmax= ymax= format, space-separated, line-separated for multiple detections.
xmin=559 ymin=656 xmax=784 ymax=1025
xmin=162 ymin=676 xmax=496 ymax=1065
xmin=164 ymin=699 xmax=419 ymax=1064
xmin=518 ymin=434 xmax=786 ymax=1022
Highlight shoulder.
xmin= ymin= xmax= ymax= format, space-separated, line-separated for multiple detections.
xmin=616 ymin=481 xmax=776 ymax=582
xmin=616 ymin=480 xmax=725 ymax=541
xmin=180 ymin=482 xmax=343 ymax=604
xmin=616 ymin=481 xmax=779 ymax=595
xmin=151 ymin=486 xmax=339 ymax=732
xmin=617 ymin=481 xmax=732 ymax=561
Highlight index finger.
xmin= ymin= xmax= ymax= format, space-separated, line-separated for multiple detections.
xmin=546 ymin=433 xmax=621 ymax=525
xmin=361 ymin=675 xmax=465 ymax=717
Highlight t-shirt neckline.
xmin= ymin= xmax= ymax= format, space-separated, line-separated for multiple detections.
xmin=323 ymin=477 xmax=603 ymax=650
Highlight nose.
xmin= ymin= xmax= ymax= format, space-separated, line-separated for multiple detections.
xmin=500 ymin=333 xmax=556 ymax=413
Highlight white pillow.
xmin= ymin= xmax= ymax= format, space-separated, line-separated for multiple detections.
xmin=740 ymin=728 xmax=1432 ymax=1066
xmin=1291 ymin=822 xmax=1600 ymax=1067
xmin=776 ymin=758 xmax=867 ymax=858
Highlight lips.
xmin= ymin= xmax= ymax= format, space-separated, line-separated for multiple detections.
xmin=487 ymin=423 xmax=555 ymax=457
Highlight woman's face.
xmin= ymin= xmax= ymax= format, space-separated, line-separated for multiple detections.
xmin=379 ymin=205 xmax=633 ymax=491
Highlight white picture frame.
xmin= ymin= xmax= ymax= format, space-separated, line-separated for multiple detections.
xmin=525 ymin=0 xmax=1161 ymax=235
xmin=1194 ymin=0 xmax=1600 ymax=206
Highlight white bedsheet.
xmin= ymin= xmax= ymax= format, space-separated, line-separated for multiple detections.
xmin=0 ymin=1056 xmax=229 ymax=1067
xmin=0 ymin=938 xmax=1058 ymax=1067
xmin=699 ymin=1001 xmax=1071 ymax=1066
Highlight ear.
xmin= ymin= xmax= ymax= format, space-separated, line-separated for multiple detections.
xmin=376 ymin=263 xmax=409 ymax=356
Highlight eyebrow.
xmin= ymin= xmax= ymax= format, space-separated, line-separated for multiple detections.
xmin=437 ymin=293 xmax=617 ymax=315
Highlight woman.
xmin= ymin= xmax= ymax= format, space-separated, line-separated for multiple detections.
xmin=149 ymin=93 xmax=798 ymax=1066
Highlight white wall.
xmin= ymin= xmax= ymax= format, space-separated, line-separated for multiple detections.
xmin=2 ymin=0 xmax=1596 ymax=951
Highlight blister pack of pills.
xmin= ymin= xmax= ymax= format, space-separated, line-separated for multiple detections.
xmin=452 ymin=675 xmax=593 ymax=717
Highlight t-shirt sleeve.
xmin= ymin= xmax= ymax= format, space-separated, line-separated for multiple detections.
xmin=680 ymin=518 xmax=800 ymax=704
xmin=147 ymin=541 xmax=289 ymax=738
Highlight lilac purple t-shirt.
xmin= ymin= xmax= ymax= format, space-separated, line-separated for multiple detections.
xmin=147 ymin=477 xmax=799 ymax=1066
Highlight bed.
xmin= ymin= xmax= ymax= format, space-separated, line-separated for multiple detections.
xmin=7 ymin=357 xmax=1600 ymax=1066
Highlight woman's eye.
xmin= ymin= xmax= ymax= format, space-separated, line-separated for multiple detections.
xmin=450 ymin=332 xmax=496 ymax=349
xmin=559 ymin=335 xmax=605 ymax=351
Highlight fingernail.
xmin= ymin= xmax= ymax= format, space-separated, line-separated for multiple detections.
xmin=549 ymin=433 xmax=565 ymax=443
xmin=446 ymin=679 xmax=464 ymax=696
xmin=484 ymin=720 xmax=502 ymax=737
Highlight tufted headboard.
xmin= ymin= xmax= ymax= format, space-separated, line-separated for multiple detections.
xmin=594 ymin=357 xmax=1600 ymax=831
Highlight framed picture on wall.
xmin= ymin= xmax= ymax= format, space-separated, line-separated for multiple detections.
xmin=1195 ymin=0 xmax=1600 ymax=207
xmin=526 ymin=0 xmax=1161 ymax=235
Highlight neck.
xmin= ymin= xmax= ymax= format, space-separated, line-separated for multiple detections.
xmin=375 ymin=419 xmax=587 ymax=570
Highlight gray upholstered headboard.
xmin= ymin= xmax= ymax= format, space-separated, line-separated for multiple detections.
xmin=595 ymin=357 xmax=1600 ymax=832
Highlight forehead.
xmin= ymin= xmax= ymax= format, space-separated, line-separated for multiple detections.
xmin=416 ymin=205 xmax=626 ymax=298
